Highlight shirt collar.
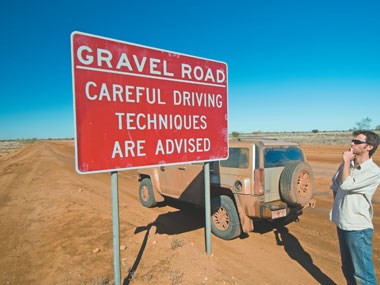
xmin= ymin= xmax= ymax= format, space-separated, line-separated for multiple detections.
xmin=351 ymin=158 xmax=373 ymax=170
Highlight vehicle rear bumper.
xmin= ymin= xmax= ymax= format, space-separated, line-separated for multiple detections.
xmin=259 ymin=201 xmax=289 ymax=219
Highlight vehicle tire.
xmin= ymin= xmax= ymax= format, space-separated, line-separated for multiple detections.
xmin=139 ymin=178 xmax=157 ymax=208
xmin=211 ymin=195 xmax=241 ymax=240
xmin=280 ymin=161 xmax=314 ymax=207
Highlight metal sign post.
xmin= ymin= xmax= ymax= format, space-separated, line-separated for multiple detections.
xmin=204 ymin=162 xmax=212 ymax=255
xmin=111 ymin=171 xmax=121 ymax=285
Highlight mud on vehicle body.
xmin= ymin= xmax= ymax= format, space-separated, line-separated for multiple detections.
xmin=138 ymin=138 xmax=315 ymax=240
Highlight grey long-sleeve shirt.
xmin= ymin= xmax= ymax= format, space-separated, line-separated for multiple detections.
xmin=330 ymin=158 xmax=380 ymax=230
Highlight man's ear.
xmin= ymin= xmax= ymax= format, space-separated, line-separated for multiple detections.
xmin=367 ymin=145 xmax=374 ymax=152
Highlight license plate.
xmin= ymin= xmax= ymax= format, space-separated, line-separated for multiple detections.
xmin=271 ymin=208 xmax=287 ymax=219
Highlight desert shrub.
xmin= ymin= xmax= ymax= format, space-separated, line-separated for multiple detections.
xmin=231 ymin=131 xmax=240 ymax=138
xmin=312 ymin=129 xmax=319 ymax=133
xmin=168 ymin=270 xmax=183 ymax=285
xmin=171 ymin=238 xmax=185 ymax=250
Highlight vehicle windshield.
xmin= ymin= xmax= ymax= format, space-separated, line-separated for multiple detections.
xmin=264 ymin=146 xmax=304 ymax=168
xmin=220 ymin=147 xmax=249 ymax=169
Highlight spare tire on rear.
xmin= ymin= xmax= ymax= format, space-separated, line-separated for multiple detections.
xmin=280 ymin=161 xmax=314 ymax=207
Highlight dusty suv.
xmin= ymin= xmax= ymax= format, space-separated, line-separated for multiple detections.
xmin=137 ymin=138 xmax=315 ymax=240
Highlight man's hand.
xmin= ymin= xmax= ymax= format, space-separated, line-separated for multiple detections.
xmin=343 ymin=148 xmax=355 ymax=164
xmin=341 ymin=148 xmax=354 ymax=181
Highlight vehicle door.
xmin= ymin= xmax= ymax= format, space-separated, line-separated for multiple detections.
xmin=158 ymin=163 xmax=204 ymax=205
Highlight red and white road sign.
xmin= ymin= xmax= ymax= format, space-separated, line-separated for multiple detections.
xmin=71 ymin=32 xmax=228 ymax=174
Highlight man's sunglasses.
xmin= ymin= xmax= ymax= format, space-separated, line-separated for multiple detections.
xmin=352 ymin=139 xmax=367 ymax=145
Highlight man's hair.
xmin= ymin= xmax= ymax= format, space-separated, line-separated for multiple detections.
xmin=353 ymin=130 xmax=380 ymax=157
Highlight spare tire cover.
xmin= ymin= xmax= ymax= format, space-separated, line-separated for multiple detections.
xmin=279 ymin=161 xmax=314 ymax=207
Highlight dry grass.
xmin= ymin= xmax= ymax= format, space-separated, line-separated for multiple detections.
xmin=168 ymin=270 xmax=184 ymax=285
xmin=170 ymin=238 xmax=185 ymax=250
xmin=0 ymin=139 xmax=37 ymax=157
xmin=234 ymin=131 xmax=380 ymax=145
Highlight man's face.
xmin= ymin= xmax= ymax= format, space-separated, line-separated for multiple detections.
xmin=351 ymin=134 xmax=372 ymax=156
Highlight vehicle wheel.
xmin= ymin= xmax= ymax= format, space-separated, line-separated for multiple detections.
xmin=280 ymin=161 xmax=314 ymax=207
xmin=211 ymin=195 xmax=241 ymax=240
xmin=139 ymin=178 xmax=157 ymax=208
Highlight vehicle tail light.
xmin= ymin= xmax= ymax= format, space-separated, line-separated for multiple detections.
xmin=254 ymin=168 xmax=264 ymax=195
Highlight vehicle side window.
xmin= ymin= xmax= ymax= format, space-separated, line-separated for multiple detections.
xmin=220 ymin=147 xmax=249 ymax=169
xmin=264 ymin=146 xmax=304 ymax=168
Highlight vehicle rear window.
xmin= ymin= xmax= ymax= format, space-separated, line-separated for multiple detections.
xmin=264 ymin=146 xmax=304 ymax=168
xmin=220 ymin=147 xmax=249 ymax=169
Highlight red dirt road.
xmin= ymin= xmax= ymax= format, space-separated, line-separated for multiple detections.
xmin=0 ymin=141 xmax=379 ymax=284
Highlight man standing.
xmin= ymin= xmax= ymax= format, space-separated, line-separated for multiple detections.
xmin=331 ymin=130 xmax=380 ymax=284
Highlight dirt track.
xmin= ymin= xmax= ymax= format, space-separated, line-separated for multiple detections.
xmin=0 ymin=141 xmax=379 ymax=284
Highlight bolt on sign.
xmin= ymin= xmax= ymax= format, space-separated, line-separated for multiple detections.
xmin=71 ymin=32 xmax=228 ymax=174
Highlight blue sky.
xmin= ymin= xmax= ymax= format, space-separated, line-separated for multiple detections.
xmin=1 ymin=0 xmax=379 ymax=139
